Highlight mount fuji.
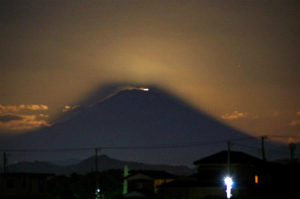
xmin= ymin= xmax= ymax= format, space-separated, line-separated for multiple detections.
xmin=1 ymin=87 xmax=282 ymax=166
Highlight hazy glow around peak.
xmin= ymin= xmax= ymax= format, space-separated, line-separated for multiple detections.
xmin=1 ymin=0 xmax=299 ymax=140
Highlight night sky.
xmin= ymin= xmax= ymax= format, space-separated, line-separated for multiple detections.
xmin=1 ymin=0 xmax=300 ymax=144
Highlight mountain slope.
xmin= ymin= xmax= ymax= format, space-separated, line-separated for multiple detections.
xmin=0 ymin=88 xmax=275 ymax=166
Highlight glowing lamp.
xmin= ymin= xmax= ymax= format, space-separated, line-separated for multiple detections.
xmin=224 ymin=177 xmax=233 ymax=198
xmin=255 ymin=175 xmax=259 ymax=184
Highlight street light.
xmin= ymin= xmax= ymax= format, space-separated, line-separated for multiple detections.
xmin=224 ymin=177 xmax=233 ymax=199
xmin=95 ymin=147 xmax=102 ymax=199
xmin=95 ymin=188 xmax=101 ymax=199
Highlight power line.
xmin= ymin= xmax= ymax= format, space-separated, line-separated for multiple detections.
xmin=0 ymin=137 xmax=254 ymax=153
xmin=232 ymin=143 xmax=300 ymax=156
xmin=0 ymin=135 xmax=296 ymax=154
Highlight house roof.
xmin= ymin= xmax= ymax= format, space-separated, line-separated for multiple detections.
xmin=159 ymin=178 xmax=223 ymax=188
xmin=193 ymin=150 xmax=263 ymax=166
xmin=124 ymin=191 xmax=147 ymax=198
xmin=126 ymin=170 xmax=177 ymax=180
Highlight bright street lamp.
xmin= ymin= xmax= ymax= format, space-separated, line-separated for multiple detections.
xmin=224 ymin=177 xmax=233 ymax=198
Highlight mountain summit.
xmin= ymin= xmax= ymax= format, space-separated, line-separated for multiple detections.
xmin=1 ymin=88 xmax=263 ymax=166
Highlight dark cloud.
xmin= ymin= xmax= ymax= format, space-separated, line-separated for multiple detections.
xmin=0 ymin=114 xmax=23 ymax=122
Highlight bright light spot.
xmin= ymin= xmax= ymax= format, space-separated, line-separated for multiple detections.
xmin=96 ymin=188 xmax=100 ymax=193
xmin=141 ymin=88 xmax=149 ymax=91
xmin=224 ymin=177 xmax=233 ymax=198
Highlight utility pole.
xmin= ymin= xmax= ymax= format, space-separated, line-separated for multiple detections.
xmin=227 ymin=141 xmax=231 ymax=174
xmin=261 ymin=136 xmax=268 ymax=162
xmin=225 ymin=141 xmax=233 ymax=199
xmin=3 ymin=152 xmax=7 ymax=173
xmin=95 ymin=148 xmax=99 ymax=189
xmin=289 ymin=142 xmax=296 ymax=163
xmin=95 ymin=148 xmax=101 ymax=199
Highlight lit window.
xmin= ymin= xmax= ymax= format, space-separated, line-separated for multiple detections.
xmin=255 ymin=175 xmax=259 ymax=184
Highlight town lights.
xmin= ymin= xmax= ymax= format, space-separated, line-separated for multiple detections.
xmin=224 ymin=177 xmax=233 ymax=198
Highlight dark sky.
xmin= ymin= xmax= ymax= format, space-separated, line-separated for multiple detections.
xmin=1 ymin=0 xmax=300 ymax=143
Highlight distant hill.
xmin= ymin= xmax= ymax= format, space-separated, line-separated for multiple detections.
xmin=8 ymin=154 xmax=196 ymax=176
xmin=8 ymin=160 xmax=64 ymax=174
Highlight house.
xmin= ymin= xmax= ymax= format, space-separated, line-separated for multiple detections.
xmin=124 ymin=170 xmax=177 ymax=199
xmin=160 ymin=151 xmax=265 ymax=199
xmin=0 ymin=172 xmax=54 ymax=199
xmin=194 ymin=150 xmax=264 ymax=187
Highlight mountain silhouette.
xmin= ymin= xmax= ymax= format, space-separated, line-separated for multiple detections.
xmin=7 ymin=154 xmax=195 ymax=176
xmin=0 ymin=87 xmax=279 ymax=166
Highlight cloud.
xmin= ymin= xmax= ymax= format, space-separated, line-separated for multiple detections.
xmin=0 ymin=104 xmax=51 ymax=132
xmin=39 ymin=114 xmax=49 ymax=117
xmin=63 ymin=105 xmax=71 ymax=112
xmin=222 ymin=111 xmax=248 ymax=120
xmin=0 ymin=114 xmax=23 ymax=122
xmin=0 ymin=104 xmax=48 ymax=113
xmin=0 ymin=113 xmax=52 ymax=131
xmin=62 ymin=105 xmax=80 ymax=112
xmin=26 ymin=105 xmax=48 ymax=110
xmin=0 ymin=105 xmax=22 ymax=112
xmin=290 ymin=111 xmax=300 ymax=126
xmin=290 ymin=120 xmax=300 ymax=126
